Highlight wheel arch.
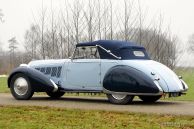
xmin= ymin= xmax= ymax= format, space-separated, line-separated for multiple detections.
xmin=8 ymin=66 xmax=57 ymax=92
xmin=8 ymin=68 xmax=28 ymax=88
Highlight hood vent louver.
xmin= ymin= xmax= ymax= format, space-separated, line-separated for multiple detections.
xmin=35 ymin=66 xmax=62 ymax=78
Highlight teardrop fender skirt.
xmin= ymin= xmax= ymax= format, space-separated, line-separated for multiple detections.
xmin=103 ymin=65 xmax=163 ymax=96
xmin=7 ymin=66 xmax=58 ymax=92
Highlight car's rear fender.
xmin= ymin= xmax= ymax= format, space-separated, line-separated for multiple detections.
xmin=103 ymin=65 xmax=163 ymax=95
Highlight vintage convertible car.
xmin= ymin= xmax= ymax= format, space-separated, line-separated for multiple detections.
xmin=7 ymin=40 xmax=188 ymax=104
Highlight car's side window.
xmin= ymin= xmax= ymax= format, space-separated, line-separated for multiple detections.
xmin=73 ymin=46 xmax=100 ymax=59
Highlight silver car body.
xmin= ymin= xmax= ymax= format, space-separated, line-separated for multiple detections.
xmin=28 ymin=58 xmax=188 ymax=93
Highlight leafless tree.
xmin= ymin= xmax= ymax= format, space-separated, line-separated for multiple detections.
xmin=50 ymin=1 xmax=58 ymax=58
xmin=24 ymin=24 xmax=40 ymax=60
xmin=61 ymin=1 xmax=75 ymax=58
xmin=84 ymin=0 xmax=96 ymax=42
xmin=108 ymin=0 xmax=113 ymax=40
xmin=96 ymin=0 xmax=102 ymax=40
xmin=102 ymin=0 xmax=109 ymax=40
xmin=188 ymin=34 xmax=194 ymax=52
xmin=123 ymin=0 xmax=132 ymax=41
xmin=61 ymin=6 xmax=71 ymax=57
xmin=137 ymin=0 xmax=143 ymax=44
xmin=39 ymin=2 xmax=47 ymax=59
xmin=71 ymin=0 xmax=84 ymax=44
xmin=20 ymin=0 xmax=179 ymax=69
xmin=8 ymin=37 xmax=18 ymax=68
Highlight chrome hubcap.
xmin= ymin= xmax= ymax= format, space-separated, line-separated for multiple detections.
xmin=112 ymin=94 xmax=127 ymax=100
xmin=14 ymin=77 xmax=28 ymax=96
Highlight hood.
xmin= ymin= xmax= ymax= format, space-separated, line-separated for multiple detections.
xmin=28 ymin=59 xmax=70 ymax=67
xmin=122 ymin=60 xmax=186 ymax=92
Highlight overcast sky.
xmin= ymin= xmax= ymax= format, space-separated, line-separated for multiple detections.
xmin=0 ymin=0 xmax=194 ymax=66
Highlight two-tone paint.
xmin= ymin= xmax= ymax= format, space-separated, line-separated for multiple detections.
xmin=8 ymin=40 xmax=188 ymax=98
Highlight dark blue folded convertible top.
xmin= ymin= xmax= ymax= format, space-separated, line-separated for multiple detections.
xmin=76 ymin=40 xmax=149 ymax=60
xmin=76 ymin=40 xmax=145 ymax=51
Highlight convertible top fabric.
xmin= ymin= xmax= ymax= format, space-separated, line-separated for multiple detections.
xmin=76 ymin=40 xmax=150 ymax=60
xmin=76 ymin=40 xmax=144 ymax=51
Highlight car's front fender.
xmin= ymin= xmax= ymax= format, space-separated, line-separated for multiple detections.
xmin=8 ymin=66 xmax=58 ymax=92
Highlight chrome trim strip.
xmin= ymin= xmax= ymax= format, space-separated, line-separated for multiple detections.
xmin=180 ymin=79 xmax=189 ymax=91
xmin=59 ymin=90 xmax=102 ymax=93
xmin=96 ymin=45 xmax=121 ymax=60
xmin=50 ymin=79 xmax=58 ymax=92
xmin=153 ymin=80 xmax=163 ymax=92
xmin=103 ymin=88 xmax=163 ymax=96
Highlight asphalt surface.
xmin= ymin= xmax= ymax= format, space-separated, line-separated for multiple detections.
xmin=0 ymin=93 xmax=194 ymax=116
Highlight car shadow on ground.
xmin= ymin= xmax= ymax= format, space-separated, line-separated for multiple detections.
xmin=30 ymin=96 xmax=180 ymax=106
xmin=31 ymin=96 xmax=109 ymax=104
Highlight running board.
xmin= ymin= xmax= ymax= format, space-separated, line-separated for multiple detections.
xmin=59 ymin=90 xmax=102 ymax=93
xmin=103 ymin=88 xmax=164 ymax=96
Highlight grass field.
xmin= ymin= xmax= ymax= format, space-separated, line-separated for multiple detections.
xmin=0 ymin=77 xmax=9 ymax=93
xmin=0 ymin=71 xmax=194 ymax=129
xmin=0 ymin=68 xmax=194 ymax=100
xmin=0 ymin=105 xmax=193 ymax=129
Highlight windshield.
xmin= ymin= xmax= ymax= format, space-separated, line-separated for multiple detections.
xmin=73 ymin=46 xmax=100 ymax=59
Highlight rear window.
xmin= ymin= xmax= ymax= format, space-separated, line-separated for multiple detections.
xmin=133 ymin=51 xmax=145 ymax=57
xmin=117 ymin=48 xmax=150 ymax=60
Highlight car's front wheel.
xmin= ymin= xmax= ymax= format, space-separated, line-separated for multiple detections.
xmin=10 ymin=73 xmax=34 ymax=100
xmin=139 ymin=95 xmax=162 ymax=103
xmin=46 ymin=91 xmax=65 ymax=99
xmin=107 ymin=93 xmax=134 ymax=104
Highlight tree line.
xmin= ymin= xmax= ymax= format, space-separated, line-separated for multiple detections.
xmin=0 ymin=0 xmax=183 ymax=74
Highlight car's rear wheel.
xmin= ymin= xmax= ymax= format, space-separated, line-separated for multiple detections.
xmin=10 ymin=73 xmax=34 ymax=100
xmin=46 ymin=91 xmax=65 ymax=99
xmin=139 ymin=95 xmax=162 ymax=103
xmin=107 ymin=93 xmax=134 ymax=104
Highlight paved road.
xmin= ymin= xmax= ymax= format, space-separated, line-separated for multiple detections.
xmin=0 ymin=93 xmax=194 ymax=116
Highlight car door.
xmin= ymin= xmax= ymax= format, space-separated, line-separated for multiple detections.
xmin=66 ymin=46 xmax=101 ymax=90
